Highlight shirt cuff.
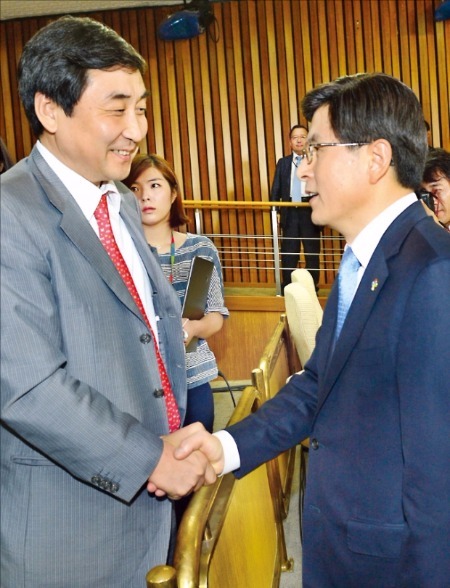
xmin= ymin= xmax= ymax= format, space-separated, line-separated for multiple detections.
xmin=213 ymin=430 xmax=240 ymax=475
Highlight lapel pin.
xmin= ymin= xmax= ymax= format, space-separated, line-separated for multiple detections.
xmin=371 ymin=278 xmax=379 ymax=291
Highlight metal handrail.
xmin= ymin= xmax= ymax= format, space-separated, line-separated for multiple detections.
xmin=182 ymin=200 xmax=343 ymax=295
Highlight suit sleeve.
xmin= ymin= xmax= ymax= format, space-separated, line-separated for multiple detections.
xmin=226 ymin=360 xmax=318 ymax=477
xmin=270 ymin=159 xmax=283 ymax=202
xmin=0 ymin=194 xmax=164 ymax=503
xmin=396 ymin=256 xmax=450 ymax=584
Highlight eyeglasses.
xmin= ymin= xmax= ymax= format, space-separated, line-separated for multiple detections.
xmin=301 ymin=142 xmax=370 ymax=164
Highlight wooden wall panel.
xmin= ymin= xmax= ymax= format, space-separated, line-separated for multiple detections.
xmin=208 ymin=296 xmax=287 ymax=381
xmin=1 ymin=0 xmax=448 ymax=288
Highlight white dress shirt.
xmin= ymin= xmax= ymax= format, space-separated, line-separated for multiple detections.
xmin=290 ymin=153 xmax=306 ymax=202
xmin=351 ymin=192 xmax=418 ymax=285
xmin=36 ymin=141 xmax=159 ymax=337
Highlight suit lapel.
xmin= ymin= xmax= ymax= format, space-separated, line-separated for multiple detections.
xmin=30 ymin=148 xmax=146 ymax=325
xmin=317 ymin=255 xmax=389 ymax=412
xmin=315 ymin=202 xmax=426 ymax=414
xmin=282 ymin=156 xmax=292 ymax=201
xmin=118 ymin=192 xmax=157 ymax=288
xmin=117 ymin=190 xmax=170 ymax=317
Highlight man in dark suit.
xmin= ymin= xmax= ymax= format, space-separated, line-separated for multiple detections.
xmin=1 ymin=16 xmax=214 ymax=587
xmin=170 ymin=73 xmax=450 ymax=587
xmin=270 ymin=124 xmax=322 ymax=293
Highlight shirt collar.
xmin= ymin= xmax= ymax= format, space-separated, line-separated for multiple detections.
xmin=351 ymin=193 xmax=418 ymax=269
xmin=36 ymin=141 xmax=121 ymax=221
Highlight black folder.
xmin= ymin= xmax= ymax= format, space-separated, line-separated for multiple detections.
xmin=181 ymin=256 xmax=214 ymax=352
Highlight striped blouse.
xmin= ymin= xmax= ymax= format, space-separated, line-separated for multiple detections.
xmin=156 ymin=233 xmax=229 ymax=389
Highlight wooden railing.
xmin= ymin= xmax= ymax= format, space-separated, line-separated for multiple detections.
xmin=182 ymin=199 xmax=344 ymax=294
xmin=146 ymin=316 xmax=301 ymax=587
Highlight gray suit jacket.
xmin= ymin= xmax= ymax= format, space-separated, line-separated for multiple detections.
xmin=1 ymin=146 xmax=187 ymax=587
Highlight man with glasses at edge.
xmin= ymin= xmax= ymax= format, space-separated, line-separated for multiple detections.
xmin=167 ymin=73 xmax=450 ymax=588
xmin=422 ymin=147 xmax=450 ymax=232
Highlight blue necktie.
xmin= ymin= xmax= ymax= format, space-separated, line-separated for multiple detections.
xmin=291 ymin=155 xmax=303 ymax=202
xmin=335 ymin=246 xmax=361 ymax=341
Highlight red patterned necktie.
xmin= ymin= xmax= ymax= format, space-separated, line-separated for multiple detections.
xmin=94 ymin=194 xmax=180 ymax=432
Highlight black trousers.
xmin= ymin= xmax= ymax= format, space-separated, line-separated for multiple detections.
xmin=280 ymin=207 xmax=321 ymax=290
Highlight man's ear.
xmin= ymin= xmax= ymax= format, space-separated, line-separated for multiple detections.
xmin=34 ymin=92 xmax=59 ymax=134
xmin=367 ymin=139 xmax=393 ymax=184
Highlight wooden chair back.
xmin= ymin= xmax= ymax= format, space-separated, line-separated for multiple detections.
xmin=284 ymin=272 xmax=323 ymax=540
xmin=251 ymin=315 xmax=301 ymax=518
xmin=284 ymin=280 xmax=323 ymax=367
xmin=146 ymin=386 xmax=293 ymax=588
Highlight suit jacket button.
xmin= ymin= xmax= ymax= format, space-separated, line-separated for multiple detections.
xmin=110 ymin=482 xmax=119 ymax=493
xmin=153 ymin=388 xmax=165 ymax=398
xmin=91 ymin=475 xmax=101 ymax=486
xmin=311 ymin=438 xmax=319 ymax=450
xmin=140 ymin=333 xmax=152 ymax=344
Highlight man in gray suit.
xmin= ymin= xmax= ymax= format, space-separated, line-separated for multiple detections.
xmin=0 ymin=16 xmax=215 ymax=587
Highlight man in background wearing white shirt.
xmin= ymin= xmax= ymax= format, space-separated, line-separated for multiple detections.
xmin=270 ymin=124 xmax=322 ymax=293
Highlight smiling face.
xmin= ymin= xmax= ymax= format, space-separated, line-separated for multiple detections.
xmin=38 ymin=68 xmax=148 ymax=185
xmin=422 ymin=174 xmax=450 ymax=227
xmin=129 ymin=166 xmax=176 ymax=228
xmin=298 ymin=105 xmax=373 ymax=241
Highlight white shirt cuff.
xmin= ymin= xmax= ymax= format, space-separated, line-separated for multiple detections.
xmin=213 ymin=430 xmax=241 ymax=475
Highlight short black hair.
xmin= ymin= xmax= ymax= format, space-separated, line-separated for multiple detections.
xmin=290 ymin=124 xmax=308 ymax=137
xmin=423 ymin=148 xmax=450 ymax=183
xmin=18 ymin=16 xmax=146 ymax=137
xmin=301 ymin=73 xmax=428 ymax=191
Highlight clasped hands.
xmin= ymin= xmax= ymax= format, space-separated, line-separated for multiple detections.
xmin=147 ymin=423 xmax=224 ymax=500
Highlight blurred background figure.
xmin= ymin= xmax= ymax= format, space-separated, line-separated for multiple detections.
xmin=124 ymin=154 xmax=229 ymax=433
xmin=422 ymin=147 xmax=450 ymax=231
xmin=270 ymin=124 xmax=322 ymax=294
xmin=0 ymin=136 xmax=14 ymax=173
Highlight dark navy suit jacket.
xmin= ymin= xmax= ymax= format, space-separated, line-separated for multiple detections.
xmin=270 ymin=154 xmax=297 ymax=229
xmin=227 ymin=201 xmax=450 ymax=587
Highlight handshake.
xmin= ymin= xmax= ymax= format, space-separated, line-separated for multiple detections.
xmin=147 ymin=423 xmax=225 ymax=500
